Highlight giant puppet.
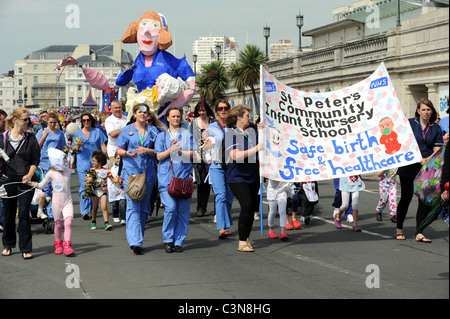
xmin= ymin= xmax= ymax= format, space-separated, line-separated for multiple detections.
xmin=55 ymin=11 xmax=195 ymax=119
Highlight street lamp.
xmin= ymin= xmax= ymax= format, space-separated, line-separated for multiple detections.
xmin=296 ymin=11 xmax=304 ymax=52
xmin=192 ymin=54 xmax=197 ymax=75
xmin=263 ymin=25 xmax=270 ymax=57
xmin=215 ymin=44 xmax=221 ymax=61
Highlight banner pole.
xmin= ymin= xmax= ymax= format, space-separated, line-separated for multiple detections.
xmin=259 ymin=65 xmax=264 ymax=235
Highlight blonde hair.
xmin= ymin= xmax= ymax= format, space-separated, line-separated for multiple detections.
xmin=225 ymin=104 xmax=251 ymax=128
xmin=6 ymin=107 xmax=29 ymax=129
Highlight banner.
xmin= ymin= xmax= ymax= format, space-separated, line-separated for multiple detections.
xmin=102 ymin=88 xmax=118 ymax=113
xmin=259 ymin=62 xmax=421 ymax=182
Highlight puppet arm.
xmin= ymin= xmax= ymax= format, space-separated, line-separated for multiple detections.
xmin=115 ymin=65 xmax=137 ymax=87
xmin=167 ymin=77 xmax=195 ymax=108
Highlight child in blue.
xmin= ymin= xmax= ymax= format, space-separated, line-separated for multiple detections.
xmin=71 ymin=112 xmax=107 ymax=219
xmin=116 ymin=104 xmax=159 ymax=255
xmin=155 ymin=107 xmax=195 ymax=253
xmin=35 ymin=111 xmax=67 ymax=219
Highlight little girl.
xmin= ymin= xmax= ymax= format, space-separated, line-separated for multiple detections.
xmin=85 ymin=151 xmax=118 ymax=230
xmin=267 ymin=179 xmax=292 ymax=240
xmin=376 ymin=168 xmax=398 ymax=223
xmin=27 ymin=148 xmax=75 ymax=256
xmin=334 ymin=175 xmax=366 ymax=232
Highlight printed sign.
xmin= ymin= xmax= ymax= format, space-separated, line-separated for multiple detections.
xmin=259 ymin=62 xmax=421 ymax=182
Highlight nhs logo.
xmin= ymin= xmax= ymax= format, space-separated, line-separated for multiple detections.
xmin=370 ymin=77 xmax=388 ymax=89
xmin=265 ymin=82 xmax=276 ymax=93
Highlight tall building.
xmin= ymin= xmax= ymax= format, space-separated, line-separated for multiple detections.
xmin=13 ymin=40 xmax=133 ymax=112
xmin=270 ymin=40 xmax=295 ymax=61
xmin=192 ymin=36 xmax=238 ymax=73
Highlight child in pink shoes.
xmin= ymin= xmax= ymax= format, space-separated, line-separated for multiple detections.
xmin=27 ymin=148 xmax=75 ymax=256
xmin=267 ymin=180 xmax=292 ymax=241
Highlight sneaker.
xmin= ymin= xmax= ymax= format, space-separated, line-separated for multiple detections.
xmin=105 ymin=223 xmax=112 ymax=230
xmin=53 ymin=240 xmax=63 ymax=255
xmin=90 ymin=222 xmax=97 ymax=230
xmin=352 ymin=225 xmax=362 ymax=232
xmin=82 ymin=213 xmax=90 ymax=220
xmin=63 ymin=241 xmax=75 ymax=256
xmin=113 ymin=217 xmax=120 ymax=223
xmin=120 ymin=220 xmax=126 ymax=225
xmin=346 ymin=214 xmax=354 ymax=223
xmin=334 ymin=217 xmax=342 ymax=229
xmin=37 ymin=210 xmax=48 ymax=219
xmin=279 ymin=232 xmax=289 ymax=241
xmin=268 ymin=231 xmax=279 ymax=239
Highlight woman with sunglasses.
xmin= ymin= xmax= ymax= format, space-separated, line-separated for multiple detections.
xmin=116 ymin=104 xmax=160 ymax=254
xmin=35 ymin=111 xmax=67 ymax=220
xmin=1 ymin=108 xmax=40 ymax=259
xmin=204 ymin=99 xmax=234 ymax=239
xmin=71 ymin=112 xmax=107 ymax=220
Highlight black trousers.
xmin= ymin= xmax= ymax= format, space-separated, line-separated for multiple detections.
xmin=228 ymin=182 xmax=260 ymax=241
xmin=396 ymin=175 xmax=431 ymax=231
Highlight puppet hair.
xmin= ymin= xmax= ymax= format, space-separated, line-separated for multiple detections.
xmin=122 ymin=10 xmax=172 ymax=51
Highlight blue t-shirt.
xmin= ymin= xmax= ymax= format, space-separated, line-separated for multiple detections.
xmin=225 ymin=125 xmax=259 ymax=184
xmin=116 ymin=123 xmax=159 ymax=184
xmin=36 ymin=128 xmax=66 ymax=171
xmin=155 ymin=128 xmax=195 ymax=192
xmin=72 ymin=127 xmax=107 ymax=172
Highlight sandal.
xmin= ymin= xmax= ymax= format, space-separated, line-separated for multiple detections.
xmin=416 ymin=235 xmax=432 ymax=243
xmin=218 ymin=229 xmax=227 ymax=239
xmin=2 ymin=248 xmax=12 ymax=256
xmin=395 ymin=233 xmax=406 ymax=240
xmin=236 ymin=244 xmax=255 ymax=252
xmin=22 ymin=252 xmax=33 ymax=260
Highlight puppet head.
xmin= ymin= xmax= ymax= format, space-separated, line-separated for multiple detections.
xmin=122 ymin=10 xmax=172 ymax=55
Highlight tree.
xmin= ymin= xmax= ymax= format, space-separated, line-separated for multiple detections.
xmin=235 ymin=44 xmax=269 ymax=117
xmin=196 ymin=60 xmax=229 ymax=106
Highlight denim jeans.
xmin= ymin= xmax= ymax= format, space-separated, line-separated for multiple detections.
xmin=2 ymin=183 xmax=34 ymax=253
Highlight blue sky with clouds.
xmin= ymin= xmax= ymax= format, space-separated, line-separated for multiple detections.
xmin=0 ymin=0 xmax=355 ymax=72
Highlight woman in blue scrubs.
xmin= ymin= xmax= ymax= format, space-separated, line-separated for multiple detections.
xmin=36 ymin=111 xmax=67 ymax=219
xmin=206 ymin=99 xmax=234 ymax=238
xmin=116 ymin=104 xmax=159 ymax=255
xmin=155 ymin=107 xmax=195 ymax=253
xmin=71 ymin=112 xmax=107 ymax=219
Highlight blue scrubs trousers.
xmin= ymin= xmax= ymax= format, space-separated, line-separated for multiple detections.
xmin=77 ymin=169 xmax=92 ymax=216
xmin=210 ymin=166 xmax=233 ymax=231
xmin=124 ymin=176 xmax=154 ymax=249
xmin=160 ymin=190 xmax=191 ymax=247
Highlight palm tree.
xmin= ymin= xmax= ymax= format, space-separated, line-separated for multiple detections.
xmin=236 ymin=44 xmax=269 ymax=117
xmin=196 ymin=60 xmax=229 ymax=106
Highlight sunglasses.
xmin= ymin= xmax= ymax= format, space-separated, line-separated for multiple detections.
xmin=82 ymin=118 xmax=91 ymax=122
xmin=19 ymin=118 xmax=31 ymax=122
xmin=217 ymin=106 xmax=230 ymax=112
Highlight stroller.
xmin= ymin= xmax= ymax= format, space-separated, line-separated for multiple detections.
xmin=29 ymin=167 xmax=53 ymax=234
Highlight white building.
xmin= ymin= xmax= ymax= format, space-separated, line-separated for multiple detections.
xmin=192 ymin=36 xmax=237 ymax=72
xmin=0 ymin=75 xmax=15 ymax=113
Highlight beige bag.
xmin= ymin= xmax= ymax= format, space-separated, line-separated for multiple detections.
xmin=126 ymin=172 xmax=146 ymax=201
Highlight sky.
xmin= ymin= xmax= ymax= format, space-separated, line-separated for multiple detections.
xmin=0 ymin=0 xmax=356 ymax=73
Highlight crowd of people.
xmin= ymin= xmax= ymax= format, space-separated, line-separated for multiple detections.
xmin=0 ymin=96 xmax=448 ymax=259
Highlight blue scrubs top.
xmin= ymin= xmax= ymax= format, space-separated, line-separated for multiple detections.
xmin=36 ymin=128 xmax=66 ymax=171
xmin=155 ymin=128 xmax=195 ymax=192
xmin=225 ymin=125 xmax=260 ymax=184
xmin=116 ymin=123 xmax=159 ymax=183
xmin=206 ymin=121 xmax=226 ymax=170
xmin=116 ymin=50 xmax=195 ymax=93
xmin=72 ymin=127 xmax=107 ymax=172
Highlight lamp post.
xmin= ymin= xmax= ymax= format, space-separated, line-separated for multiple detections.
xmin=296 ymin=11 xmax=304 ymax=52
xmin=215 ymin=44 xmax=221 ymax=61
xmin=263 ymin=25 xmax=270 ymax=58
xmin=193 ymin=54 xmax=197 ymax=75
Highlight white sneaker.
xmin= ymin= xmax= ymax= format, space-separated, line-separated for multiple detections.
xmin=37 ymin=210 xmax=48 ymax=219
xmin=346 ymin=214 xmax=354 ymax=223
xmin=120 ymin=220 xmax=126 ymax=225
xmin=113 ymin=218 xmax=120 ymax=223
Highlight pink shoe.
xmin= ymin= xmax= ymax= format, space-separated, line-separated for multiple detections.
xmin=268 ymin=231 xmax=279 ymax=239
xmin=279 ymin=233 xmax=289 ymax=241
xmin=63 ymin=241 xmax=75 ymax=256
xmin=285 ymin=222 xmax=294 ymax=230
xmin=291 ymin=218 xmax=302 ymax=229
xmin=53 ymin=240 xmax=63 ymax=255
